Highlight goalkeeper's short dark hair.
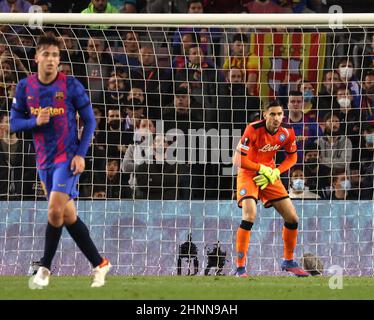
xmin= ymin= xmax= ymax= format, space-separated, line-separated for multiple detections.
xmin=264 ymin=99 xmax=284 ymax=111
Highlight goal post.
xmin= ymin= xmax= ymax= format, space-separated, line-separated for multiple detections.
xmin=0 ymin=13 xmax=374 ymax=276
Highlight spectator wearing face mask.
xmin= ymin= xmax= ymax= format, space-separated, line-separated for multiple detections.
xmin=336 ymin=58 xmax=361 ymax=108
xmin=298 ymin=81 xmax=317 ymax=120
xmin=289 ymin=167 xmax=320 ymax=199
xmin=349 ymin=163 xmax=371 ymax=200
xmin=334 ymin=87 xmax=361 ymax=150
xmin=327 ymin=169 xmax=356 ymax=200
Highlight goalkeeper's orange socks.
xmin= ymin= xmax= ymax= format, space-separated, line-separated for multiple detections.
xmin=41 ymin=222 xmax=63 ymax=270
xmin=236 ymin=220 xmax=253 ymax=268
xmin=282 ymin=222 xmax=298 ymax=261
xmin=65 ymin=216 xmax=103 ymax=267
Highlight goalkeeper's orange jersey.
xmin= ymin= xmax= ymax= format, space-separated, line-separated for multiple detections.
xmin=237 ymin=120 xmax=297 ymax=173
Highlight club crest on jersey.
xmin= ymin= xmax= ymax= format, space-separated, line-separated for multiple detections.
xmin=240 ymin=189 xmax=247 ymax=196
xmin=279 ymin=133 xmax=286 ymax=142
xmin=55 ymin=91 xmax=64 ymax=100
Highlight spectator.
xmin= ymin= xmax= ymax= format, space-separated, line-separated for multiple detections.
xmin=360 ymin=70 xmax=374 ymax=122
xmin=349 ymin=162 xmax=371 ymax=200
xmin=92 ymin=185 xmax=106 ymax=199
xmin=218 ymin=67 xmax=260 ymax=130
xmin=147 ymin=0 xmax=187 ymax=13
xmin=203 ymin=0 xmax=244 ymax=13
xmin=244 ymin=0 xmax=287 ymax=13
xmin=274 ymin=0 xmax=309 ymax=13
xmin=81 ymin=0 xmax=119 ymax=29
xmin=59 ymin=29 xmax=85 ymax=79
xmin=163 ymin=85 xmax=203 ymax=133
xmin=162 ymin=86 xmax=205 ymax=199
xmin=119 ymin=0 xmax=137 ymax=12
xmin=363 ymin=33 xmax=374 ymax=72
xmin=0 ymin=111 xmax=37 ymax=200
xmin=289 ymin=167 xmax=320 ymax=199
xmin=284 ymin=91 xmax=322 ymax=164
xmin=123 ymin=94 xmax=146 ymax=145
xmin=298 ymin=81 xmax=318 ymax=120
xmin=175 ymin=43 xmax=219 ymax=123
xmin=303 ymin=143 xmax=332 ymax=198
xmin=326 ymin=169 xmax=356 ymax=200
xmin=133 ymin=133 xmax=191 ymax=199
xmin=121 ymin=118 xmax=156 ymax=195
xmin=316 ymin=112 xmax=352 ymax=172
xmin=106 ymin=107 xmax=128 ymax=159
xmin=34 ymin=0 xmax=50 ymax=12
xmin=357 ymin=122 xmax=374 ymax=200
xmin=0 ymin=0 xmax=30 ymax=12
xmin=138 ymin=44 xmax=172 ymax=119
xmin=222 ymin=33 xmax=259 ymax=96
xmin=104 ymin=74 xmax=128 ymax=109
xmin=84 ymin=37 xmax=112 ymax=104
xmin=172 ymin=1 xmax=221 ymax=65
xmin=336 ymin=57 xmax=361 ymax=108
xmin=93 ymin=158 xmax=131 ymax=198
xmin=317 ymin=70 xmax=341 ymax=120
xmin=114 ymin=30 xmax=141 ymax=69
xmin=334 ymin=87 xmax=360 ymax=149
xmin=51 ymin=0 xmax=90 ymax=13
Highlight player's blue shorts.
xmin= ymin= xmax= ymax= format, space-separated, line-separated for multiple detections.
xmin=38 ymin=159 xmax=80 ymax=200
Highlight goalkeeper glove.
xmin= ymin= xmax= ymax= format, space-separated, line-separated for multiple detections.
xmin=255 ymin=165 xmax=281 ymax=186
xmin=253 ymin=174 xmax=269 ymax=190
xmin=268 ymin=168 xmax=281 ymax=184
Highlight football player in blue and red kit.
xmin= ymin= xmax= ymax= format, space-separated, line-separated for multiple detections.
xmin=10 ymin=34 xmax=110 ymax=288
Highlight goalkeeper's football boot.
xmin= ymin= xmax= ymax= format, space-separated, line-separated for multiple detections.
xmin=235 ymin=267 xmax=249 ymax=278
xmin=281 ymin=260 xmax=309 ymax=277
xmin=32 ymin=266 xmax=51 ymax=287
xmin=91 ymin=257 xmax=111 ymax=288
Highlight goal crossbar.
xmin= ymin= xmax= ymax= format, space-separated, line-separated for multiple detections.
xmin=3 ymin=13 xmax=374 ymax=27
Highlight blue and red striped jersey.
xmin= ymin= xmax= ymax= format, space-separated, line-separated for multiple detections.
xmin=11 ymin=72 xmax=91 ymax=169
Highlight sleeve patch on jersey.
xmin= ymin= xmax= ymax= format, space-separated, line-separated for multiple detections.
xmin=12 ymin=97 xmax=16 ymax=104
xmin=240 ymin=138 xmax=250 ymax=151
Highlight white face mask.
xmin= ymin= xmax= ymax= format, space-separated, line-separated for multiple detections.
xmin=292 ymin=178 xmax=305 ymax=191
xmin=339 ymin=66 xmax=353 ymax=79
xmin=337 ymin=97 xmax=351 ymax=109
xmin=340 ymin=179 xmax=351 ymax=191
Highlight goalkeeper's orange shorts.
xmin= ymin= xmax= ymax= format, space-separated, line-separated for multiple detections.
xmin=236 ymin=170 xmax=289 ymax=208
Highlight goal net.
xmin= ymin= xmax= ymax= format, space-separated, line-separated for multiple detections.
xmin=0 ymin=13 xmax=373 ymax=276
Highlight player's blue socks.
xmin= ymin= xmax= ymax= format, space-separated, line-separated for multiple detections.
xmin=65 ymin=216 xmax=102 ymax=267
xmin=41 ymin=222 xmax=63 ymax=270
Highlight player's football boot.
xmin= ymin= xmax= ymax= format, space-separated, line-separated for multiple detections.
xmin=32 ymin=266 xmax=51 ymax=287
xmin=91 ymin=257 xmax=111 ymax=288
xmin=281 ymin=260 xmax=310 ymax=277
xmin=235 ymin=267 xmax=249 ymax=278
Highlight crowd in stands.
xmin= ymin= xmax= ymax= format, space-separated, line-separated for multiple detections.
xmin=1 ymin=0 xmax=374 ymax=201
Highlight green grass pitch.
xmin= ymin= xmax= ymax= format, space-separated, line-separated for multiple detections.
xmin=1 ymin=276 xmax=374 ymax=300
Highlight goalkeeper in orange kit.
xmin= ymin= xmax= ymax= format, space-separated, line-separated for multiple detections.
xmin=232 ymin=100 xmax=309 ymax=277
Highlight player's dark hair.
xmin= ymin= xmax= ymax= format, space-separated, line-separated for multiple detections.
xmin=36 ymin=34 xmax=61 ymax=51
xmin=263 ymin=99 xmax=283 ymax=111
